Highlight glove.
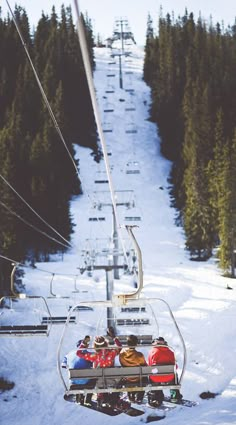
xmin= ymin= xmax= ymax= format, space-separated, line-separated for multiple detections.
xmin=83 ymin=335 xmax=90 ymax=346
xmin=107 ymin=326 xmax=115 ymax=338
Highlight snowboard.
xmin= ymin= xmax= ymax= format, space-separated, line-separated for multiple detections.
xmin=85 ymin=400 xmax=144 ymax=417
xmin=64 ymin=395 xmax=144 ymax=417
xmin=132 ymin=401 xmax=172 ymax=423
xmin=164 ymin=396 xmax=198 ymax=407
xmin=95 ymin=402 xmax=166 ymax=422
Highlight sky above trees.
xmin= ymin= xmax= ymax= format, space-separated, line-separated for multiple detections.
xmin=1 ymin=0 xmax=236 ymax=45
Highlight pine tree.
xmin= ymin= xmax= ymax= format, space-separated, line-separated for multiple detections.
xmin=144 ymin=10 xmax=236 ymax=269
xmin=182 ymin=80 xmax=215 ymax=258
xmin=207 ymin=108 xmax=225 ymax=236
xmin=143 ymin=13 xmax=156 ymax=84
xmin=217 ymin=132 xmax=236 ymax=276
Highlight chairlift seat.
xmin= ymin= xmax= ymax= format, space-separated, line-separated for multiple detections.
xmin=125 ymin=107 xmax=136 ymax=112
xmin=126 ymin=169 xmax=140 ymax=174
xmin=66 ymin=365 xmax=180 ymax=395
xmin=116 ymin=334 xmax=152 ymax=345
xmin=0 ymin=324 xmax=49 ymax=336
xmin=103 ymin=108 xmax=114 ymax=113
xmin=88 ymin=217 xmax=106 ymax=221
xmin=116 ymin=318 xmax=150 ymax=326
xmin=121 ymin=307 xmax=146 ymax=313
xmin=125 ymin=129 xmax=137 ymax=134
xmin=125 ymin=216 xmax=141 ymax=222
xmin=41 ymin=316 xmax=76 ymax=324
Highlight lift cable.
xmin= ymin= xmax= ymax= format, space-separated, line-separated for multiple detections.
xmin=0 ymin=253 xmax=84 ymax=278
xmin=73 ymin=0 xmax=129 ymax=267
xmin=0 ymin=173 xmax=72 ymax=249
xmin=5 ymin=0 xmax=112 ymax=253
xmin=0 ymin=200 xmax=71 ymax=250
xmin=5 ymin=0 xmax=78 ymax=177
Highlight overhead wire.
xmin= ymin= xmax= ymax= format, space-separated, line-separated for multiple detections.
xmin=4 ymin=0 xmax=110 ymax=257
xmin=5 ymin=0 xmax=79 ymax=177
xmin=0 ymin=173 xmax=72 ymax=249
xmin=5 ymin=0 xmax=98 ymax=208
xmin=4 ymin=1 xmax=131 ymax=272
xmin=0 ymin=200 xmax=71 ymax=249
xmin=0 ymin=253 xmax=83 ymax=278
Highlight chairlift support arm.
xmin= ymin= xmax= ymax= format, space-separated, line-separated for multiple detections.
xmin=114 ymin=226 xmax=143 ymax=304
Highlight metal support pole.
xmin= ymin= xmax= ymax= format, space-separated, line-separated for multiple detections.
xmin=106 ymin=260 xmax=114 ymax=328
xmin=120 ymin=19 xmax=124 ymax=55
xmin=112 ymin=206 xmax=119 ymax=279
xmin=119 ymin=54 xmax=123 ymax=89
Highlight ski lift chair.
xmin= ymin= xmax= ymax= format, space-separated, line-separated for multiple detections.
xmin=126 ymin=160 xmax=140 ymax=175
xmin=102 ymin=122 xmax=113 ymax=133
xmin=0 ymin=264 xmax=51 ymax=336
xmin=43 ymin=294 xmax=77 ymax=325
xmin=58 ymin=298 xmax=183 ymax=400
xmin=125 ymin=123 xmax=137 ymax=134
xmin=103 ymin=102 xmax=114 ymax=113
xmin=57 ymin=227 xmax=187 ymax=402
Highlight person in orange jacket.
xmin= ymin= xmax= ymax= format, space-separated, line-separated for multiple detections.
xmin=119 ymin=334 xmax=147 ymax=404
xmin=147 ymin=336 xmax=183 ymax=406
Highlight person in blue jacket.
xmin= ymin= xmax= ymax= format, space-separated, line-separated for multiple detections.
xmin=62 ymin=335 xmax=95 ymax=405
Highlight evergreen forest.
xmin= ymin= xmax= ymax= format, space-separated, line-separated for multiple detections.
xmin=1 ymin=4 xmax=236 ymax=296
xmin=0 ymin=5 xmax=98 ymax=293
xmin=143 ymin=10 xmax=236 ymax=277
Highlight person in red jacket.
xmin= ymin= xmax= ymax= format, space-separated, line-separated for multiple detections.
xmin=77 ymin=335 xmax=121 ymax=367
xmin=147 ymin=336 xmax=183 ymax=406
xmin=77 ymin=333 xmax=129 ymax=409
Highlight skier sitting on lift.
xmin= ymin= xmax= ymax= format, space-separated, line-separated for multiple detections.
xmin=62 ymin=335 xmax=95 ymax=406
xmin=77 ymin=331 xmax=129 ymax=410
xmin=119 ymin=334 xmax=147 ymax=404
xmin=147 ymin=336 xmax=183 ymax=407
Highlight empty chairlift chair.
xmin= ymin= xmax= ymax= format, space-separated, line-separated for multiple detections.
xmin=0 ymin=264 xmax=52 ymax=337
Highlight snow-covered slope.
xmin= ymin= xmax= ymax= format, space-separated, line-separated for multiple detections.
xmin=1 ymin=45 xmax=236 ymax=425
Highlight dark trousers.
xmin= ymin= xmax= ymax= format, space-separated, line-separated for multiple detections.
xmin=97 ymin=392 xmax=120 ymax=406
xmin=121 ymin=377 xmax=148 ymax=403
xmin=71 ymin=379 xmax=96 ymax=405
xmin=148 ymin=390 xmax=164 ymax=403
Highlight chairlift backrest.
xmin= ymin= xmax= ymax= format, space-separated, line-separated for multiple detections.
xmin=65 ymin=364 xmax=180 ymax=396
